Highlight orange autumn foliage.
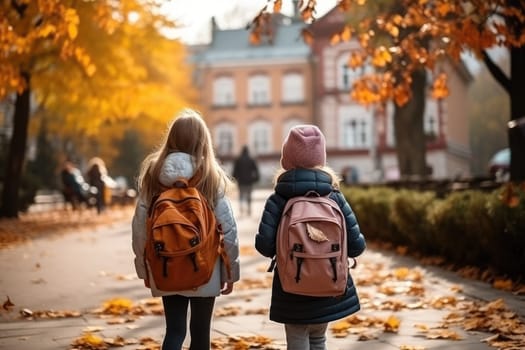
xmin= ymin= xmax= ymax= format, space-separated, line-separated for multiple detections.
xmin=250 ymin=0 xmax=525 ymax=107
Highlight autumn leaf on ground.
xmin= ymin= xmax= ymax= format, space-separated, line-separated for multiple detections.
xmin=92 ymin=297 xmax=163 ymax=318
xmin=71 ymin=332 xmax=106 ymax=350
xmin=384 ymin=315 xmax=401 ymax=332
xmin=137 ymin=337 xmax=161 ymax=350
xmin=399 ymin=345 xmax=426 ymax=350
xmin=493 ymin=278 xmax=513 ymax=291
xmin=83 ymin=326 xmax=104 ymax=333
xmin=100 ymin=297 xmax=133 ymax=315
xmin=211 ymin=335 xmax=275 ymax=350
xmin=429 ymin=296 xmax=457 ymax=309
xmin=239 ymin=245 xmax=257 ymax=256
xmin=235 ymin=276 xmax=272 ymax=290
xmin=102 ymin=336 xmax=126 ymax=347
xmin=214 ymin=306 xmax=241 ymax=317
xmin=244 ymin=308 xmax=268 ymax=315
xmin=2 ymin=296 xmax=14 ymax=311
xmin=21 ymin=308 xmax=81 ymax=320
xmin=425 ymin=329 xmax=462 ymax=340
xmin=331 ymin=319 xmax=352 ymax=337
xmin=514 ymin=284 xmax=525 ymax=295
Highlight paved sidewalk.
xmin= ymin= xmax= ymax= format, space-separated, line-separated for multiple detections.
xmin=0 ymin=188 xmax=524 ymax=350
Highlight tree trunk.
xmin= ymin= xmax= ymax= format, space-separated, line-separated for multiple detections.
xmin=0 ymin=72 xmax=31 ymax=218
xmin=508 ymin=45 xmax=525 ymax=182
xmin=393 ymin=69 xmax=428 ymax=180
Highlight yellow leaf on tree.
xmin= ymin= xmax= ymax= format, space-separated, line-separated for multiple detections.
xmin=301 ymin=29 xmax=314 ymax=46
xmin=394 ymin=84 xmax=410 ymax=106
xmin=249 ymin=32 xmax=261 ymax=45
xmin=341 ymin=26 xmax=352 ymax=41
xmin=65 ymin=9 xmax=79 ymax=39
xmin=273 ymin=0 xmax=282 ymax=13
xmin=436 ymin=2 xmax=452 ymax=17
xmin=330 ymin=33 xmax=341 ymax=45
xmin=431 ymin=73 xmax=449 ymax=99
xmin=348 ymin=52 xmax=364 ymax=69
xmin=372 ymin=47 xmax=392 ymax=67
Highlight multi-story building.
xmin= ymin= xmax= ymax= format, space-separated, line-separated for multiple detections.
xmin=191 ymin=5 xmax=472 ymax=184
xmin=191 ymin=15 xmax=314 ymax=182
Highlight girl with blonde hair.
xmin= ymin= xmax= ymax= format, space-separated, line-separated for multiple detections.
xmin=132 ymin=108 xmax=240 ymax=350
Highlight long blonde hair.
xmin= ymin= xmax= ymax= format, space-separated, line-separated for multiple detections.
xmin=136 ymin=108 xmax=232 ymax=207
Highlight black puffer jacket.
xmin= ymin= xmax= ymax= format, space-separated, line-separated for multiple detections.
xmin=255 ymin=168 xmax=366 ymax=324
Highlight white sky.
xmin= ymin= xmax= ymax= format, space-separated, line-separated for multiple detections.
xmin=161 ymin=0 xmax=337 ymax=44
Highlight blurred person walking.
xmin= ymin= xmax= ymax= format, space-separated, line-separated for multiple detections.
xmin=86 ymin=157 xmax=109 ymax=214
xmin=232 ymin=145 xmax=260 ymax=216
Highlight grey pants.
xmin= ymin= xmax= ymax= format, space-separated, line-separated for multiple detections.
xmin=285 ymin=323 xmax=328 ymax=350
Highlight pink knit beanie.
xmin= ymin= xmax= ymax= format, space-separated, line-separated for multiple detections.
xmin=281 ymin=125 xmax=326 ymax=170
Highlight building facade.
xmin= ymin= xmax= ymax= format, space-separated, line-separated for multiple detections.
xmin=191 ymin=7 xmax=472 ymax=184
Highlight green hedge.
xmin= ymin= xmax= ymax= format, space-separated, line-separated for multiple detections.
xmin=342 ymin=183 xmax=525 ymax=279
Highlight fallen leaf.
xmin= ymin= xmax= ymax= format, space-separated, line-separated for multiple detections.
xmin=3 ymin=296 xmax=14 ymax=311
xmin=384 ymin=315 xmax=401 ymax=333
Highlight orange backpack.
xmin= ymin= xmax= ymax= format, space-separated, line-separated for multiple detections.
xmin=144 ymin=179 xmax=230 ymax=291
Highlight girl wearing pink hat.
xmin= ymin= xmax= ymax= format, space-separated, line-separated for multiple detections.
xmin=255 ymin=124 xmax=366 ymax=350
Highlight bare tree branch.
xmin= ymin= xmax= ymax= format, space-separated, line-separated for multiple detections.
xmin=482 ymin=49 xmax=510 ymax=94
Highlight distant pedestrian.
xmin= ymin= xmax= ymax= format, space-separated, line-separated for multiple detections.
xmin=232 ymin=145 xmax=260 ymax=216
xmin=132 ymin=108 xmax=240 ymax=350
xmin=60 ymin=160 xmax=87 ymax=210
xmin=255 ymin=125 xmax=366 ymax=350
xmin=86 ymin=157 xmax=108 ymax=214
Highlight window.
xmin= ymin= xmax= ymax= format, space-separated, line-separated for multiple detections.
xmin=339 ymin=106 xmax=372 ymax=149
xmin=249 ymin=120 xmax=272 ymax=155
xmin=282 ymin=73 xmax=304 ymax=103
xmin=214 ymin=122 xmax=235 ymax=156
xmin=248 ymin=74 xmax=270 ymax=105
xmin=336 ymin=54 xmax=360 ymax=91
xmin=213 ymin=77 xmax=235 ymax=106
xmin=424 ymin=99 xmax=439 ymax=139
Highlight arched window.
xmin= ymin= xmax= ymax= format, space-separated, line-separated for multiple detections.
xmin=213 ymin=76 xmax=235 ymax=106
xmin=214 ymin=122 xmax=235 ymax=156
xmin=248 ymin=74 xmax=271 ymax=105
xmin=282 ymin=73 xmax=304 ymax=103
xmin=248 ymin=119 xmax=272 ymax=155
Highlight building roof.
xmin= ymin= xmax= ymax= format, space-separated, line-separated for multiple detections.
xmin=192 ymin=18 xmax=310 ymax=64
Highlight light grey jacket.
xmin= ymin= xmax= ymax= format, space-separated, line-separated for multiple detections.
xmin=131 ymin=152 xmax=240 ymax=297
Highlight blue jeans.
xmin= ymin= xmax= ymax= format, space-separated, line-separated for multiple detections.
xmin=161 ymin=295 xmax=215 ymax=350
xmin=285 ymin=323 xmax=328 ymax=350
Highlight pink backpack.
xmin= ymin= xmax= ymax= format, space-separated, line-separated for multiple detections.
xmin=271 ymin=191 xmax=349 ymax=297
